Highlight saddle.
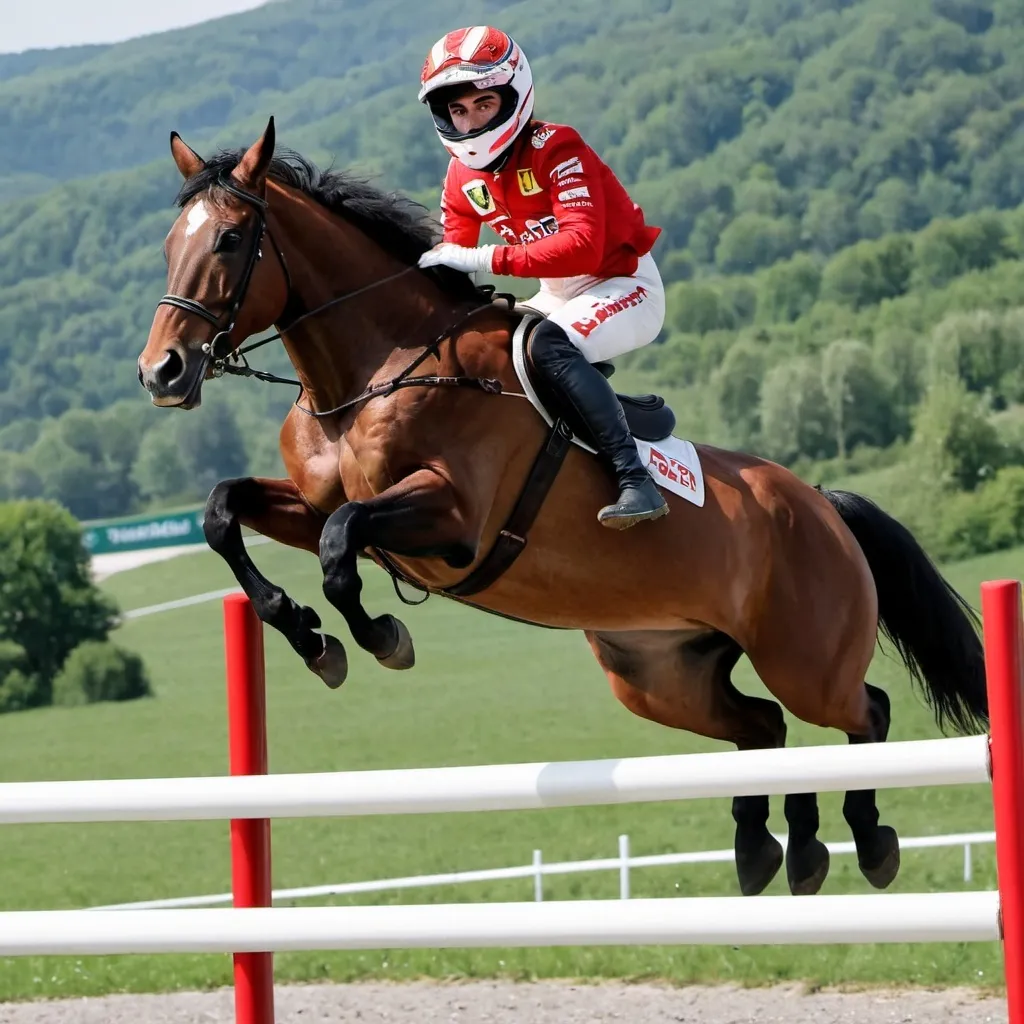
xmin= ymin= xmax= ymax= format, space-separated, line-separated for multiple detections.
xmin=507 ymin=301 xmax=676 ymax=452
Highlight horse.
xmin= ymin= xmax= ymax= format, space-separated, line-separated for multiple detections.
xmin=137 ymin=117 xmax=988 ymax=899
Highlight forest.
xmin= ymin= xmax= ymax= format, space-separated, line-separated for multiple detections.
xmin=1 ymin=0 xmax=1022 ymax=559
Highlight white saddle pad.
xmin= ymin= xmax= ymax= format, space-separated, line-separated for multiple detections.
xmin=510 ymin=314 xmax=705 ymax=507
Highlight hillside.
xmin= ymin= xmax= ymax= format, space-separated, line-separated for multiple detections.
xmin=2 ymin=0 xmax=1024 ymax=548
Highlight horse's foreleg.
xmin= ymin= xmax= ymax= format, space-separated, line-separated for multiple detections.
xmin=203 ymin=476 xmax=349 ymax=687
xmin=318 ymin=469 xmax=476 ymax=669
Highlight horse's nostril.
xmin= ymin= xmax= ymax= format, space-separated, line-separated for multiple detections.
xmin=154 ymin=349 xmax=185 ymax=388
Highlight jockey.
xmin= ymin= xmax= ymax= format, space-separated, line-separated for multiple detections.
xmin=416 ymin=25 xmax=669 ymax=530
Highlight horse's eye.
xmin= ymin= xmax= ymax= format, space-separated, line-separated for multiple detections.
xmin=216 ymin=230 xmax=243 ymax=253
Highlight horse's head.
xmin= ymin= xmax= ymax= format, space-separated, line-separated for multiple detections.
xmin=138 ymin=117 xmax=289 ymax=409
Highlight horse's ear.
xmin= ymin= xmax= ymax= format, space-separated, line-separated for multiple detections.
xmin=232 ymin=116 xmax=276 ymax=191
xmin=170 ymin=131 xmax=205 ymax=179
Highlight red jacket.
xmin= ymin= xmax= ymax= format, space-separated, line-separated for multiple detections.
xmin=440 ymin=120 xmax=661 ymax=280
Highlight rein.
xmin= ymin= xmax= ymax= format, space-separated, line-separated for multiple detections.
xmin=157 ymin=173 xmax=518 ymax=420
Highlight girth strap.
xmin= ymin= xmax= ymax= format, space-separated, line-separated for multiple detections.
xmin=371 ymin=415 xmax=574 ymax=607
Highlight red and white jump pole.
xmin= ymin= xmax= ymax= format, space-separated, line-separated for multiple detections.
xmin=982 ymin=580 xmax=1024 ymax=1024
xmin=220 ymin=582 xmax=1024 ymax=1024
xmin=224 ymin=593 xmax=274 ymax=1024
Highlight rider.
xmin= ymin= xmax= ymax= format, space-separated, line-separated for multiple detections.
xmin=416 ymin=25 xmax=669 ymax=530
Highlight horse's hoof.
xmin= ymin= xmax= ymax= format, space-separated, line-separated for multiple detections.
xmin=735 ymin=832 xmax=784 ymax=896
xmin=787 ymin=837 xmax=831 ymax=896
xmin=377 ymin=615 xmax=415 ymax=670
xmin=308 ymin=634 xmax=348 ymax=689
xmin=859 ymin=825 xmax=901 ymax=889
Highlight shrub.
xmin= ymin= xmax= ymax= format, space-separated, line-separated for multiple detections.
xmin=52 ymin=641 xmax=152 ymax=707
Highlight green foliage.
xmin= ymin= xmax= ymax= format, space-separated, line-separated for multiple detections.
xmin=819 ymin=236 xmax=914 ymax=309
xmin=938 ymin=467 xmax=1024 ymax=560
xmin=910 ymin=376 xmax=1005 ymax=491
xmin=2 ymin=0 xmax=1024 ymax=555
xmin=821 ymin=338 xmax=891 ymax=458
xmin=760 ymin=356 xmax=833 ymax=462
xmin=52 ymin=640 xmax=152 ymax=707
xmin=755 ymin=254 xmax=823 ymax=324
xmin=711 ymin=341 xmax=767 ymax=448
xmin=0 ymin=500 xmax=119 ymax=707
xmin=0 ymin=641 xmax=35 ymax=714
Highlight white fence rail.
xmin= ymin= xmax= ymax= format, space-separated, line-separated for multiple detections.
xmin=6 ymin=892 xmax=1001 ymax=955
xmin=0 ymin=735 xmax=989 ymax=825
xmin=92 ymin=829 xmax=996 ymax=911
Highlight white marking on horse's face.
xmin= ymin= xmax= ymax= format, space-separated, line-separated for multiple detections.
xmin=185 ymin=200 xmax=210 ymax=238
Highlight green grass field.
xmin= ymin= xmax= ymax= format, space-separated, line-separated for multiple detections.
xmin=0 ymin=538 xmax=1018 ymax=1000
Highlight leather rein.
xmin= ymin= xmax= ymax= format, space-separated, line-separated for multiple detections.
xmin=155 ymin=173 xmax=508 ymax=419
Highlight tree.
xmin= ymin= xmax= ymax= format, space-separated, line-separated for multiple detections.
xmin=756 ymin=254 xmax=822 ymax=324
xmin=928 ymin=309 xmax=1024 ymax=403
xmin=802 ymin=190 xmax=858 ymax=256
xmin=173 ymin=400 xmax=248 ymax=499
xmin=874 ymin=329 xmax=924 ymax=436
xmin=858 ymin=179 xmax=928 ymax=239
xmin=0 ymin=500 xmax=118 ymax=706
xmin=910 ymin=376 xmax=1005 ymax=491
xmin=132 ymin=430 xmax=192 ymax=504
xmin=660 ymin=249 xmax=695 ymax=284
xmin=760 ymin=356 xmax=833 ymax=464
xmin=665 ymin=282 xmax=732 ymax=335
xmin=820 ymin=338 xmax=892 ymax=459
xmin=819 ymin=236 xmax=913 ymax=309
xmin=715 ymin=212 xmax=800 ymax=273
xmin=712 ymin=342 xmax=768 ymax=450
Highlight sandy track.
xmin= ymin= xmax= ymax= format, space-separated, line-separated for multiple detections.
xmin=0 ymin=980 xmax=1007 ymax=1023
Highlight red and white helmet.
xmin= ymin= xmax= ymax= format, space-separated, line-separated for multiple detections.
xmin=418 ymin=26 xmax=534 ymax=171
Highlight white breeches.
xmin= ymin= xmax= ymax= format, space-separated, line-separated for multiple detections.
xmin=522 ymin=251 xmax=666 ymax=362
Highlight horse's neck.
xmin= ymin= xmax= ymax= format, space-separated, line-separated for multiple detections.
xmin=268 ymin=193 xmax=464 ymax=415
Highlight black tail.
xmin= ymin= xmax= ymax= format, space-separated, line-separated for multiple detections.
xmin=818 ymin=487 xmax=989 ymax=736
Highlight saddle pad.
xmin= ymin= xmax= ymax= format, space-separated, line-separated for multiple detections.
xmin=511 ymin=314 xmax=706 ymax=508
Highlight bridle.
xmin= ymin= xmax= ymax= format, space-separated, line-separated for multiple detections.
xmin=157 ymin=175 xmax=286 ymax=371
xmin=153 ymin=172 xmax=517 ymax=418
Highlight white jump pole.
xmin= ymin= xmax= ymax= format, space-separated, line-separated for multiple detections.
xmin=0 ymin=735 xmax=989 ymax=824
xmin=0 ymin=892 xmax=999 ymax=955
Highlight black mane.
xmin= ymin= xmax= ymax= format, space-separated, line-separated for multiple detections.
xmin=175 ymin=146 xmax=488 ymax=303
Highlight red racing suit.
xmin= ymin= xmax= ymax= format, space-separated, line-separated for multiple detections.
xmin=439 ymin=119 xmax=661 ymax=281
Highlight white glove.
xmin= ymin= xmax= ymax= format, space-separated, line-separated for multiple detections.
xmin=417 ymin=242 xmax=496 ymax=274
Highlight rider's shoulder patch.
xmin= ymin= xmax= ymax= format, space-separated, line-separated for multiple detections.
xmin=531 ymin=123 xmax=558 ymax=149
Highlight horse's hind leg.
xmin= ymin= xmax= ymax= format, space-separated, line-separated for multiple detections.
xmin=587 ymin=629 xmax=788 ymax=897
xmin=747 ymin=633 xmax=897 ymax=893
xmin=843 ymin=682 xmax=900 ymax=888
xmin=204 ymin=476 xmax=349 ymax=688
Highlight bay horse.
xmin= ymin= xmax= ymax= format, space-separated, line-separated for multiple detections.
xmin=137 ymin=118 xmax=988 ymax=899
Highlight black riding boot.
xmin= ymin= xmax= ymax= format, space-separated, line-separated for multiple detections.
xmin=530 ymin=320 xmax=669 ymax=530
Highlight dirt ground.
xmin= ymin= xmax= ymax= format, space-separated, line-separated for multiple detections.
xmin=0 ymin=980 xmax=1007 ymax=1023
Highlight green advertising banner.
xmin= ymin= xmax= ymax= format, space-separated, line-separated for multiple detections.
xmin=81 ymin=507 xmax=206 ymax=556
